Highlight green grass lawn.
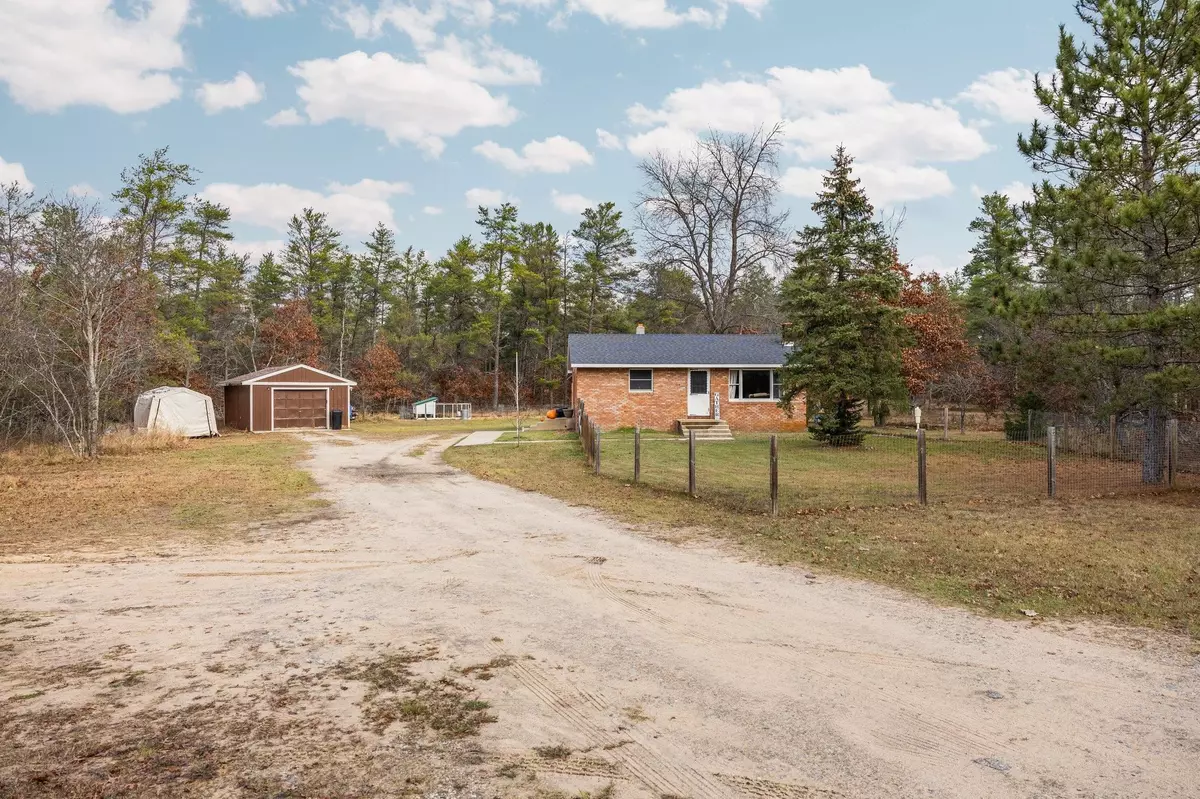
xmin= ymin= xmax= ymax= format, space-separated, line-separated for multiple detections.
xmin=445 ymin=435 xmax=1200 ymax=638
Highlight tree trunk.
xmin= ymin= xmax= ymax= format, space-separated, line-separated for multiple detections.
xmin=84 ymin=323 xmax=100 ymax=459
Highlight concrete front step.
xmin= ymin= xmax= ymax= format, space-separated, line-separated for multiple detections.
xmin=677 ymin=418 xmax=734 ymax=440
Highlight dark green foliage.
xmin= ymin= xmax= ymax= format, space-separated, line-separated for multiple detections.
xmin=780 ymin=147 xmax=910 ymax=445
xmin=1017 ymin=0 xmax=1200 ymax=481
xmin=809 ymin=392 xmax=865 ymax=446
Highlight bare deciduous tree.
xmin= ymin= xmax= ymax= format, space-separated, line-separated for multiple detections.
xmin=636 ymin=125 xmax=791 ymax=333
xmin=16 ymin=203 xmax=157 ymax=457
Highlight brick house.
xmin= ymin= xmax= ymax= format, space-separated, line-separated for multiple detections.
xmin=567 ymin=330 xmax=806 ymax=435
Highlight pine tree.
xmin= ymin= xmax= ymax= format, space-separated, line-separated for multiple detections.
xmin=963 ymin=192 xmax=1030 ymax=328
xmin=570 ymin=202 xmax=636 ymax=333
xmin=112 ymin=147 xmax=196 ymax=278
xmin=780 ymin=147 xmax=909 ymax=444
xmin=1018 ymin=0 xmax=1200 ymax=482
xmin=476 ymin=203 xmax=520 ymax=409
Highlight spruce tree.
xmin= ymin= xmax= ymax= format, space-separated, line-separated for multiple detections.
xmin=780 ymin=147 xmax=909 ymax=445
xmin=1018 ymin=0 xmax=1200 ymax=482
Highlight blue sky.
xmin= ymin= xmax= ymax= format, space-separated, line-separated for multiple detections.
xmin=0 ymin=0 xmax=1075 ymax=274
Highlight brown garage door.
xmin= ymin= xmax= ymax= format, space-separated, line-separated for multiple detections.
xmin=273 ymin=390 xmax=327 ymax=429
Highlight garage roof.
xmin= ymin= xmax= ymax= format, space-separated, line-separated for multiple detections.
xmin=567 ymin=334 xmax=789 ymax=368
xmin=221 ymin=364 xmax=357 ymax=386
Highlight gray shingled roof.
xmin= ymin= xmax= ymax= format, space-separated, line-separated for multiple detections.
xmin=568 ymin=334 xmax=788 ymax=367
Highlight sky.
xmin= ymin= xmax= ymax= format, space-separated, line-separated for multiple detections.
xmin=0 ymin=0 xmax=1076 ymax=275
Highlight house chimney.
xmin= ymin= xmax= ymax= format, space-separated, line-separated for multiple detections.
xmin=635 ymin=323 xmax=646 ymax=335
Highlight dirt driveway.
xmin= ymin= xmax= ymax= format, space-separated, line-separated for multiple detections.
xmin=2 ymin=436 xmax=1198 ymax=797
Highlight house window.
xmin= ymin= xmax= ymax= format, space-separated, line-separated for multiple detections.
xmin=730 ymin=370 xmax=780 ymax=400
xmin=629 ymin=369 xmax=654 ymax=392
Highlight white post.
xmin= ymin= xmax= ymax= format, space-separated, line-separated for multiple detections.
xmin=713 ymin=391 xmax=721 ymax=421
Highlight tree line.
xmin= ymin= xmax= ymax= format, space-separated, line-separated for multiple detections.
xmin=1 ymin=0 xmax=1196 ymax=473
xmin=781 ymin=0 xmax=1200 ymax=485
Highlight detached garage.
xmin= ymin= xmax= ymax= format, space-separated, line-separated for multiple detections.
xmin=221 ymin=365 xmax=356 ymax=433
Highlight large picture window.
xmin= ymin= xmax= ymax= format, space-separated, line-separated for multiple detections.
xmin=729 ymin=369 xmax=780 ymax=401
xmin=629 ymin=369 xmax=654 ymax=392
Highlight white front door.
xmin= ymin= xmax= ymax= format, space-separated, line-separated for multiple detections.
xmin=688 ymin=370 xmax=710 ymax=417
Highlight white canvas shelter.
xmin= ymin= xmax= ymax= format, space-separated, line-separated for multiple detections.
xmin=134 ymin=386 xmax=218 ymax=438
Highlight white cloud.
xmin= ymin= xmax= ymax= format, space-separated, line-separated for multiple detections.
xmin=551 ymin=190 xmax=593 ymax=214
xmin=782 ymin=163 xmax=954 ymax=206
xmin=910 ymin=254 xmax=959 ymax=276
xmin=197 ymin=72 xmax=265 ymax=114
xmin=68 ymin=183 xmax=97 ymax=197
xmin=422 ymin=205 xmax=445 ymax=215
xmin=287 ymin=40 xmax=538 ymax=155
xmin=596 ymin=128 xmax=622 ymax=150
xmin=229 ymin=239 xmax=288 ymax=262
xmin=628 ymin=64 xmax=991 ymax=205
xmin=340 ymin=0 xmax=767 ymax=37
xmin=539 ymin=0 xmax=767 ymax=29
xmin=224 ymin=0 xmax=291 ymax=16
xmin=465 ymin=187 xmax=507 ymax=207
xmin=0 ymin=0 xmax=188 ymax=114
xmin=0 ymin=156 xmax=33 ymax=190
xmin=474 ymin=136 xmax=593 ymax=173
xmin=971 ymin=180 xmax=1036 ymax=205
xmin=266 ymin=108 xmax=305 ymax=127
xmin=200 ymin=179 xmax=413 ymax=236
xmin=957 ymin=68 xmax=1043 ymax=124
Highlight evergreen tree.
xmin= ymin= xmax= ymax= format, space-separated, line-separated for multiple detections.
xmin=476 ymin=203 xmax=520 ymax=408
xmin=426 ymin=237 xmax=486 ymax=365
xmin=1018 ymin=0 xmax=1200 ymax=481
xmin=963 ymin=192 xmax=1030 ymax=331
xmin=570 ymin=202 xmax=637 ymax=333
xmin=511 ymin=222 xmax=568 ymax=402
xmin=112 ymin=147 xmax=196 ymax=277
xmin=282 ymin=209 xmax=344 ymax=364
xmin=780 ymin=147 xmax=909 ymax=444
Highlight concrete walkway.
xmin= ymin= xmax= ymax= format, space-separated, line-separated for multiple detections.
xmin=455 ymin=430 xmax=505 ymax=446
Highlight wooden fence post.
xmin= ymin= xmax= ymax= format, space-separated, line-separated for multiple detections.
xmin=593 ymin=426 xmax=602 ymax=475
xmin=769 ymin=434 xmax=779 ymax=517
xmin=1047 ymin=426 xmax=1057 ymax=499
xmin=1027 ymin=410 xmax=1034 ymax=443
xmin=688 ymin=429 xmax=697 ymax=498
xmin=942 ymin=406 xmax=949 ymax=441
xmin=1167 ymin=419 xmax=1179 ymax=489
xmin=1109 ymin=414 xmax=1118 ymax=460
xmin=917 ymin=429 xmax=928 ymax=506
xmin=634 ymin=425 xmax=642 ymax=485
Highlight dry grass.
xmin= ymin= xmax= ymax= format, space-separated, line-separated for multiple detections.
xmin=353 ymin=415 xmax=526 ymax=441
xmin=0 ymin=432 xmax=324 ymax=554
xmin=445 ymin=440 xmax=1200 ymax=637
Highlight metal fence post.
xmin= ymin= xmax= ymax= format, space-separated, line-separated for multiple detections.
xmin=1167 ymin=419 xmax=1179 ymax=489
xmin=633 ymin=425 xmax=642 ymax=485
xmin=1027 ymin=409 xmax=1034 ymax=442
xmin=769 ymin=435 xmax=780 ymax=516
xmin=1109 ymin=414 xmax=1118 ymax=460
xmin=917 ymin=429 xmax=928 ymax=506
xmin=593 ymin=426 xmax=601 ymax=475
xmin=1047 ymin=426 xmax=1057 ymax=498
xmin=688 ymin=429 xmax=697 ymax=498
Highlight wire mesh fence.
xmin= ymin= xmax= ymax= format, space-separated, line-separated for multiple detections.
xmin=575 ymin=404 xmax=1197 ymax=515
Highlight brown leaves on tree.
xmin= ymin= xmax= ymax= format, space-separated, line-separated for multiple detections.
xmin=260 ymin=299 xmax=320 ymax=368
xmin=899 ymin=268 xmax=973 ymax=397
xmin=355 ymin=339 xmax=409 ymax=412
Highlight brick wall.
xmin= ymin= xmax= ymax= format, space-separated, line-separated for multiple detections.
xmin=573 ymin=367 xmax=806 ymax=433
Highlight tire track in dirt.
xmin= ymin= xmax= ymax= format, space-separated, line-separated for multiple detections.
xmin=484 ymin=641 xmax=735 ymax=799
xmin=584 ymin=564 xmax=1012 ymax=766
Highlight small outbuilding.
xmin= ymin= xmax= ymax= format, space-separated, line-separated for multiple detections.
xmin=134 ymin=386 xmax=219 ymax=438
xmin=221 ymin=364 xmax=356 ymax=433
